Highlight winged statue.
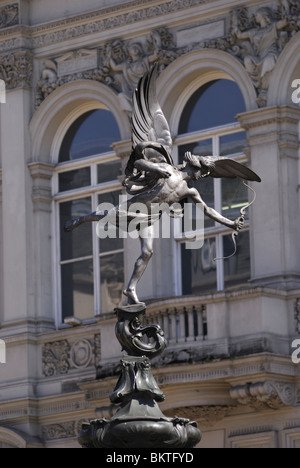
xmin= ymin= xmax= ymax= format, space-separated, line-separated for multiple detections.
xmin=64 ymin=64 xmax=261 ymax=305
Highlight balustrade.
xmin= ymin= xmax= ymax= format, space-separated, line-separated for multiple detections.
xmin=143 ymin=304 xmax=207 ymax=346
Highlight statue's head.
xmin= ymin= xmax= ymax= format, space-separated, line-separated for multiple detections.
xmin=128 ymin=43 xmax=143 ymax=59
xmin=255 ymin=7 xmax=273 ymax=26
xmin=183 ymin=152 xmax=215 ymax=180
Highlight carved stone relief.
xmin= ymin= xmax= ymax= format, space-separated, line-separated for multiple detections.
xmin=230 ymin=381 xmax=296 ymax=410
xmin=34 ymin=1 xmax=300 ymax=110
xmin=42 ymin=419 xmax=89 ymax=441
xmin=218 ymin=2 xmax=300 ymax=107
xmin=164 ymin=405 xmax=234 ymax=427
xmin=35 ymin=27 xmax=176 ymax=110
xmin=0 ymin=50 xmax=32 ymax=89
xmin=294 ymin=298 xmax=300 ymax=333
xmin=42 ymin=340 xmax=70 ymax=377
xmin=42 ymin=334 xmax=101 ymax=377
xmin=0 ymin=3 xmax=19 ymax=30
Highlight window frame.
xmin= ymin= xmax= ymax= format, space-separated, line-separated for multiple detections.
xmin=173 ymin=119 xmax=250 ymax=295
xmin=53 ymin=146 xmax=124 ymax=326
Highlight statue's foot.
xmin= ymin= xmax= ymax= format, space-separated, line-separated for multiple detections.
xmin=64 ymin=217 xmax=81 ymax=233
xmin=123 ymin=288 xmax=145 ymax=306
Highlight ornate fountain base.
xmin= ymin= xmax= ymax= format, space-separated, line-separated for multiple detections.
xmin=78 ymin=305 xmax=201 ymax=448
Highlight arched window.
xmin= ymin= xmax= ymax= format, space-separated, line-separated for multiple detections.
xmin=174 ymin=79 xmax=250 ymax=295
xmin=54 ymin=109 xmax=124 ymax=323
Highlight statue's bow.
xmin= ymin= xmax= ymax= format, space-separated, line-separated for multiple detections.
xmin=214 ymin=181 xmax=257 ymax=261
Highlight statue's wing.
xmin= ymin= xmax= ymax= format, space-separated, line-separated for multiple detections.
xmin=199 ymin=156 xmax=261 ymax=182
xmin=131 ymin=64 xmax=173 ymax=165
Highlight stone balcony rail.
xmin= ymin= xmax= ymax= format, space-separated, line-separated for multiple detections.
xmin=142 ymin=303 xmax=207 ymax=346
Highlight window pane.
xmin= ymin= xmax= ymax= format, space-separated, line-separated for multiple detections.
xmin=220 ymin=132 xmax=247 ymax=156
xmin=98 ymin=191 xmax=123 ymax=253
xmin=60 ymin=198 xmax=92 ymax=261
xmin=222 ymin=177 xmax=249 ymax=221
xmin=100 ymin=252 xmax=124 ymax=314
xmin=193 ymin=177 xmax=215 ymax=228
xmin=179 ymin=80 xmax=246 ymax=134
xmin=178 ymin=142 xmax=214 ymax=228
xmin=98 ymin=160 xmax=122 ymax=184
xmin=61 ymin=259 xmax=94 ymax=320
xmin=59 ymin=109 xmax=121 ymax=162
xmin=59 ymin=167 xmax=91 ymax=192
xmin=223 ymin=230 xmax=250 ymax=288
xmin=181 ymin=238 xmax=217 ymax=295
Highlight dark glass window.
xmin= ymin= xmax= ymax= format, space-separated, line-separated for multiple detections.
xmin=98 ymin=191 xmax=124 ymax=253
xmin=220 ymin=131 xmax=247 ymax=156
xmin=178 ymin=79 xmax=250 ymax=295
xmin=223 ymin=231 xmax=250 ymax=288
xmin=181 ymin=238 xmax=217 ymax=295
xmin=60 ymin=198 xmax=92 ymax=262
xmin=61 ymin=259 xmax=94 ymax=320
xmin=100 ymin=252 xmax=124 ymax=314
xmin=57 ymin=108 xmax=124 ymax=321
xmin=59 ymin=109 xmax=121 ymax=162
xmin=97 ymin=160 xmax=122 ymax=184
xmin=59 ymin=167 xmax=91 ymax=192
xmin=222 ymin=178 xmax=249 ymax=221
xmin=178 ymin=80 xmax=246 ymax=134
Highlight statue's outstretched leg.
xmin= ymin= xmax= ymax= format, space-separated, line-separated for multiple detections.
xmin=123 ymin=225 xmax=154 ymax=305
xmin=64 ymin=210 xmax=108 ymax=232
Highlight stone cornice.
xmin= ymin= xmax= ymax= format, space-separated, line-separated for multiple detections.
xmin=237 ymin=106 xmax=300 ymax=131
xmin=146 ymin=285 xmax=298 ymax=315
xmin=0 ymin=0 xmax=212 ymax=51
xmin=152 ymin=354 xmax=297 ymax=387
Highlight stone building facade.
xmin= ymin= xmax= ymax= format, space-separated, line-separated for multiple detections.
xmin=0 ymin=0 xmax=300 ymax=448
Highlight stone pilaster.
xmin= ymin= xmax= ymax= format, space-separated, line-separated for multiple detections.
xmin=0 ymin=169 xmax=2 ymax=203
xmin=237 ymin=106 xmax=300 ymax=289
xmin=27 ymin=161 xmax=56 ymax=330
xmin=0 ymin=169 xmax=3 ymax=326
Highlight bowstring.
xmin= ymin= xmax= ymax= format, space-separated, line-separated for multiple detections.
xmin=214 ymin=181 xmax=256 ymax=262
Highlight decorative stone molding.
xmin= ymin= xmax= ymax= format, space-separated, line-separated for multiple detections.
xmin=164 ymin=405 xmax=234 ymax=427
xmin=35 ymin=27 xmax=176 ymax=109
xmin=0 ymin=3 xmax=19 ymax=30
xmin=34 ymin=1 xmax=300 ymax=109
xmin=42 ymin=340 xmax=70 ymax=377
xmin=230 ymin=381 xmax=296 ymax=410
xmin=28 ymin=162 xmax=55 ymax=213
xmin=69 ymin=339 xmax=93 ymax=369
xmin=0 ymin=50 xmax=33 ymax=89
xmin=294 ymin=298 xmax=300 ymax=333
xmin=111 ymin=140 xmax=132 ymax=160
xmin=229 ymin=430 xmax=277 ymax=448
xmin=30 ymin=0 xmax=209 ymax=49
xmin=42 ymin=334 xmax=101 ymax=377
xmin=237 ymin=106 xmax=300 ymax=160
xmin=42 ymin=419 xmax=88 ymax=441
